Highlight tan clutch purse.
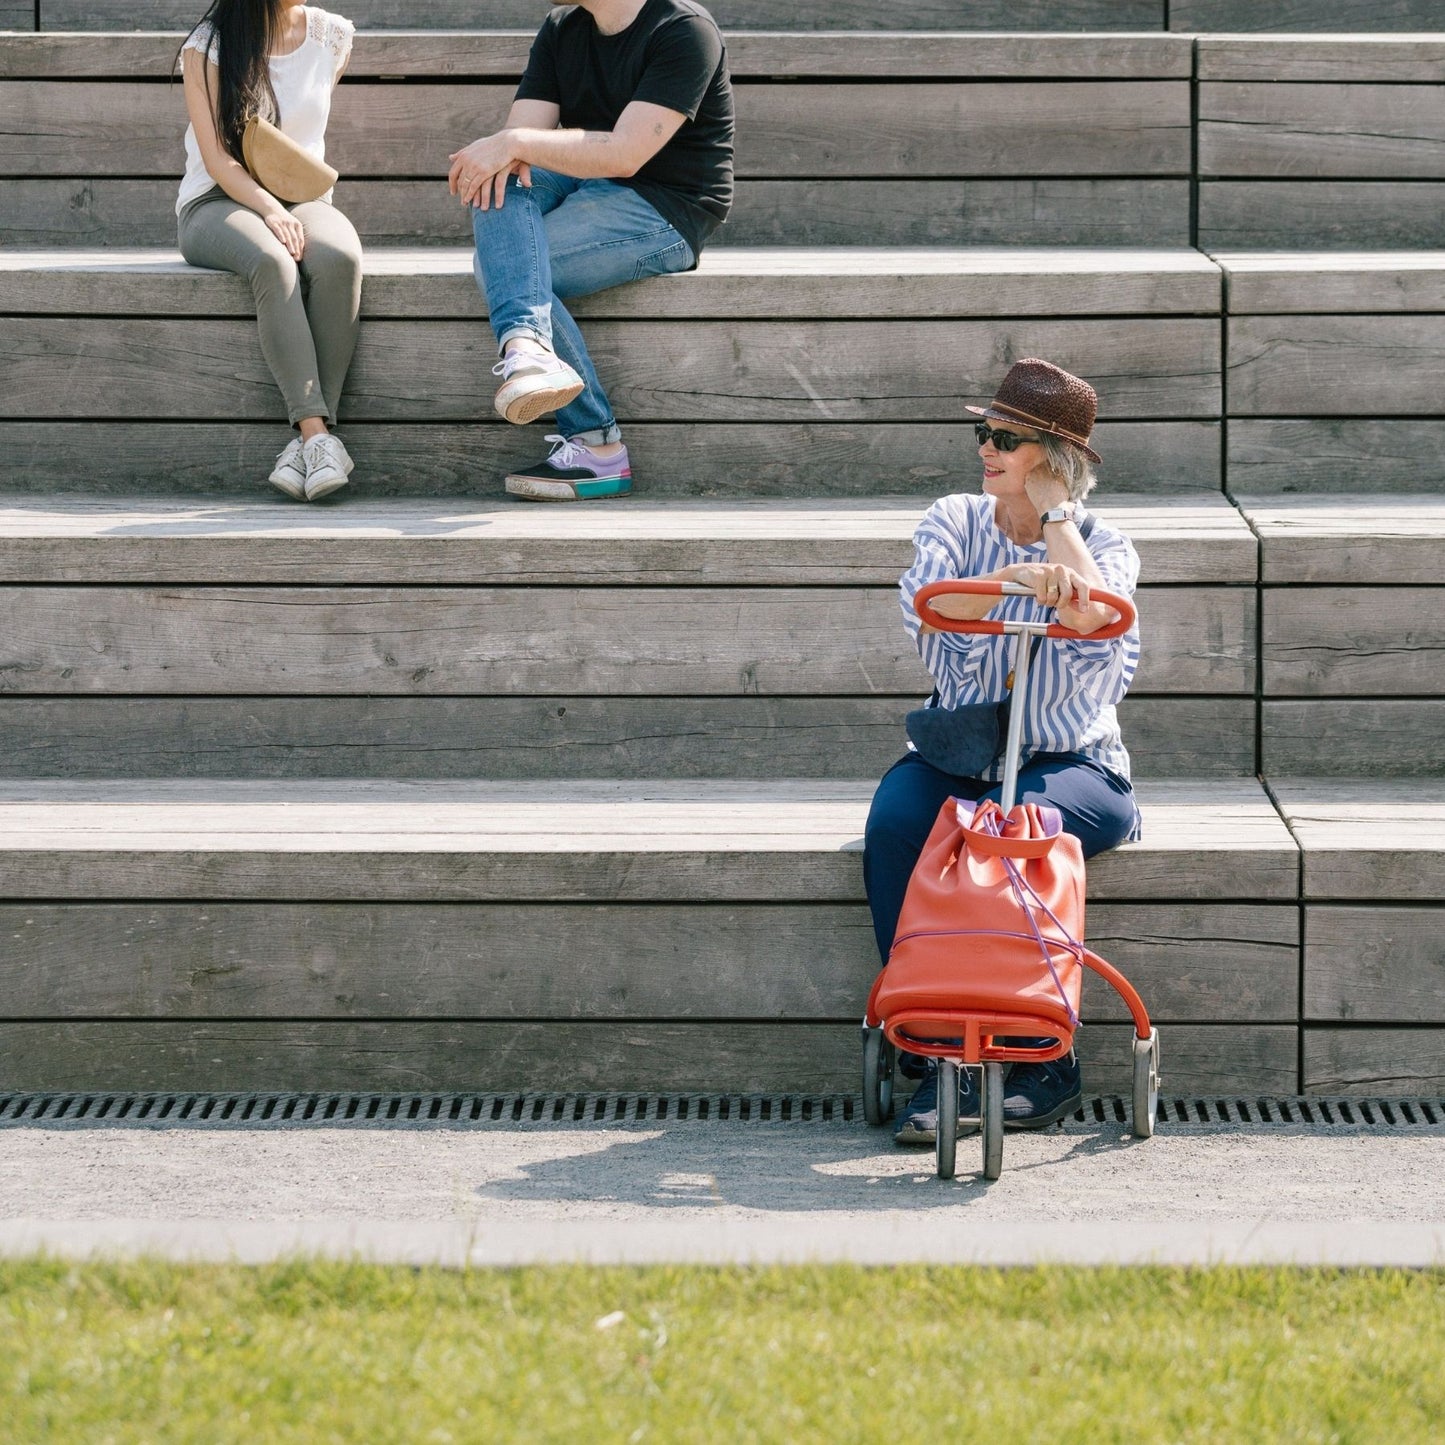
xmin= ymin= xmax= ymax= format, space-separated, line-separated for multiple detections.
xmin=241 ymin=115 xmax=338 ymax=204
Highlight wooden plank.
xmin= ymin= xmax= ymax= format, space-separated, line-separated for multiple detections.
xmin=0 ymin=1021 xmax=1295 ymax=1097
xmin=0 ymin=419 xmax=1224 ymax=497
xmin=0 ymin=583 xmax=1252 ymax=696
xmin=1272 ymin=780 xmax=1445 ymax=902
xmin=1200 ymin=182 xmax=1445 ymax=250
xmin=0 ymin=696 xmax=1258 ymax=782
xmin=1305 ymin=906 xmax=1445 ymax=1024
xmin=0 ymin=248 xmax=1224 ymax=319
xmin=1263 ymin=701 xmax=1445 ymax=778
xmin=0 ymin=778 xmax=1299 ymax=903
xmin=1227 ymin=420 xmax=1445 ymax=496
xmin=1216 ymin=252 xmax=1445 ymax=316
xmin=0 ymin=5 xmax=34 ymax=30
xmin=1265 ymin=588 xmax=1445 ymax=696
xmin=0 ymin=900 xmax=1289 ymax=1022
xmin=1303 ymin=1028 xmax=1445 ymax=1096
xmin=1200 ymin=84 xmax=1445 ymax=180
xmin=1228 ymin=316 xmax=1445 ymax=417
xmin=0 ymin=31 xmax=1193 ymax=80
xmin=1174 ymin=1 xmax=1445 ymax=32
xmin=0 ymin=493 xmax=1255 ymax=585
xmin=0 ymin=317 xmax=1224 ymax=422
xmin=0 ymin=177 xmax=1194 ymax=249
xmin=0 ymin=80 xmax=1191 ymax=178
xmin=37 ymin=2 xmax=1166 ymax=33
xmin=1197 ymin=37 xmax=1445 ymax=83
xmin=1240 ymin=495 xmax=1445 ymax=584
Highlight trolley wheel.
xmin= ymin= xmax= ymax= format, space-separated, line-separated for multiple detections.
xmin=861 ymin=1027 xmax=895 ymax=1126
xmin=981 ymin=1062 xmax=1004 ymax=1180
xmin=1131 ymin=1028 xmax=1160 ymax=1139
xmin=935 ymin=1060 xmax=959 ymax=1179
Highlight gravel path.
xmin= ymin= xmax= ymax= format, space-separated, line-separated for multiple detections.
xmin=2 ymin=1114 xmax=1443 ymax=1265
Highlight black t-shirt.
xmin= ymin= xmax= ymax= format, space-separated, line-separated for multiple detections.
xmin=515 ymin=0 xmax=734 ymax=260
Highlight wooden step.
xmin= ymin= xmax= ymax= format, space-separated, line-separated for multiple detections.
xmin=1175 ymin=2 xmax=1445 ymax=33
xmin=0 ymin=30 xmax=1195 ymax=247
xmin=0 ymin=777 xmax=1299 ymax=1093
xmin=1280 ymin=778 xmax=1445 ymax=1094
xmin=26 ymin=2 xmax=1167 ymax=34
xmin=1198 ymin=41 xmax=1445 ymax=247
xmin=0 ymin=247 xmax=1223 ymax=318
xmin=0 ymin=492 xmax=1254 ymax=584
xmin=0 ymin=419 xmax=1225 ymax=499
xmin=1239 ymin=494 xmax=1445 ymax=584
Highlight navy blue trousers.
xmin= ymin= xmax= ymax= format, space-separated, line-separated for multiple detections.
xmin=862 ymin=750 xmax=1140 ymax=968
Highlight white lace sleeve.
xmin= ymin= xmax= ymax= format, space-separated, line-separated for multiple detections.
xmin=178 ymin=21 xmax=220 ymax=71
xmin=309 ymin=10 xmax=356 ymax=77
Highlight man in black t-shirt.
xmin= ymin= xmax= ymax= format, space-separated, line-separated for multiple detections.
xmin=448 ymin=0 xmax=734 ymax=501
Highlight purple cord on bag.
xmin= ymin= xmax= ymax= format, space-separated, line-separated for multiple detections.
xmin=970 ymin=803 xmax=1082 ymax=1029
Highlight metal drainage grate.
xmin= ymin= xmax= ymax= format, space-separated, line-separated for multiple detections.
xmin=0 ymin=1092 xmax=1441 ymax=1131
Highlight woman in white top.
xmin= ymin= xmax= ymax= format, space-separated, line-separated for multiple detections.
xmin=178 ymin=1 xmax=360 ymax=500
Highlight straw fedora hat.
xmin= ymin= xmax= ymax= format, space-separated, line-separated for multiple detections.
xmin=966 ymin=358 xmax=1101 ymax=464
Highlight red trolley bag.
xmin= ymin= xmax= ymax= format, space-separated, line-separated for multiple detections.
xmin=860 ymin=578 xmax=1160 ymax=1180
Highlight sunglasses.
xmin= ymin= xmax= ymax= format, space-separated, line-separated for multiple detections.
xmin=974 ymin=422 xmax=1042 ymax=453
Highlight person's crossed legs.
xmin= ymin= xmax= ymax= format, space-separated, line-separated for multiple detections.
xmin=471 ymin=168 xmax=695 ymax=500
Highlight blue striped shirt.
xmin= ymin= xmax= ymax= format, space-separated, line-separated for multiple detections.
xmin=900 ymin=492 xmax=1141 ymax=783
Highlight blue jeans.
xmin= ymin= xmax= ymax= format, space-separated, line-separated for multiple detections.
xmin=470 ymin=169 xmax=695 ymax=442
xmin=863 ymin=750 xmax=1141 ymax=967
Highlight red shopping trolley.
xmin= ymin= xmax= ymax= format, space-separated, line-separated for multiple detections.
xmin=860 ymin=578 xmax=1160 ymax=1180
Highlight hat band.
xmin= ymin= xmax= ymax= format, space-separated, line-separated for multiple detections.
xmin=991 ymin=400 xmax=1091 ymax=448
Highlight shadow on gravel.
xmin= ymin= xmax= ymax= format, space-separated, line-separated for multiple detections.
xmin=468 ymin=1122 xmax=1145 ymax=1213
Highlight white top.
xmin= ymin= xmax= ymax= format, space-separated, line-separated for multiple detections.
xmin=899 ymin=490 xmax=1142 ymax=788
xmin=176 ymin=6 xmax=355 ymax=216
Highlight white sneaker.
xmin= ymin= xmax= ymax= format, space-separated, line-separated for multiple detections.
xmin=267 ymin=437 xmax=308 ymax=500
xmin=302 ymin=433 xmax=354 ymax=501
xmin=492 ymin=348 xmax=584 ymax=425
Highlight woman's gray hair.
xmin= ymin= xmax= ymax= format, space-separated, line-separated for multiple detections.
xmin=1035 ymin=432 xmax=1097 ymax=503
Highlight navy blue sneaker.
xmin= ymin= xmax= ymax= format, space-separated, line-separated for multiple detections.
xmin=893 ymin=1062 xmax=981 ymax=1146
xmin=1002 ymin=1053 xmax=1083 ymax=1129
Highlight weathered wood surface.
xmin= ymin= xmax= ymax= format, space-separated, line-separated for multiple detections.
xmin=1272 ymin=781 xmax=1445 ymax=902
xmin=0 ymin=779 xmax=1299 ymax=902
xmin=0 ymin=80 xmax=1193 ymax=178
xmin=0 ymin=177 xmax=1195 ymax=250
xmin=1228 ymin=317 xmax=1445 ymax=416
xmin=1305 ymin=906 xmax=1445 ymax=1024
xmin=1215 ymin=252 xmax=1445 ymax=315
xmin=1239 ymin=495 xmax=1445 ymax=584
xmin=0 ymin=30 xmax=1194 ymax=79
xmin=1264 ymin=589 xmax=1445 ymax=696
xmin=0 ymin=5 xmax=33 ymax=31
xmin=0 ymin=248 xmax=1224 ymax=319
xmin=0 ymin=318 xmax=1224 ymax=422
xmin=0 ymin=583 xmax=1253 ymax=696
xmin=1263 ymin=702 xmax=1445 ymax=778
xmin=38 ymin=1 xmax=1167 ymax=33
xmin=1303 ymin=1029 xmax=1445 ymax=1096
xmin=1227 ymin=420 xmax=1445 ymax=495
xmin=0 ymin=494 xmax=1255 ymax=585
xmin=0 ymin=1022 xmax=1295 ymax=1096
xmin=1174 ymin=1 xmax=1445 ymax=32
xmin=1200 ymin=182 xmax=1445 ymax=250
xmin=0 ymin=696 xmax=1258 ymax=782
xmin=1197 ymin=37 xmax=1445 ymax=83
xmin=0 ymin=901 xmax=1296 ymax=1023
xmin=0 ymin=420 xmax=1225 ymax=497
xmin=1200 ymin=84 xmax=1445 ymax=179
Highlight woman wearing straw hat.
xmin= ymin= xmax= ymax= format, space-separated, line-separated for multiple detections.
xmin=864 ymin=358 xmax=1143 ymax=1146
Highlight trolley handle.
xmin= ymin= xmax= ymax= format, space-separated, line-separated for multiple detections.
xmin=914 ymin=578 xmax=1136 ymax=641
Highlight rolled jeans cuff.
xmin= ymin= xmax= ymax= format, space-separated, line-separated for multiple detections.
xmin=497 ymin=324 xmax=551 ymax=356
xmin=568 ymin=424 xmax=622 ymax=445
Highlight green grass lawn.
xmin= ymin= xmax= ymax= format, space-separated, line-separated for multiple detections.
xmin=2 ymin=1261 xmax=1442 ymax=1443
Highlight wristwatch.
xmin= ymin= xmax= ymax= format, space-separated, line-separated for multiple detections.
xmin=1039 ymin=502 xmax=1078 ymax=528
